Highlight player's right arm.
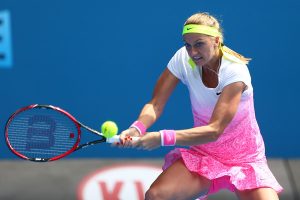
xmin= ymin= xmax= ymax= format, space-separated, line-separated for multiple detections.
xmin=119 ymin=68 xmax=179 ymax=143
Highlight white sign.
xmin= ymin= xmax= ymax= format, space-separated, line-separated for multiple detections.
xmin=78 ymin=164 xmax=162 ymax=200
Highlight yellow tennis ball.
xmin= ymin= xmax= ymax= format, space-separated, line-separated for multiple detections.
xmin=101 ymin=121 xmax=118 ymax=138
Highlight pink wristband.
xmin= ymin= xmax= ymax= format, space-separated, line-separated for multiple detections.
xmin=160 ymin=130 xmax=176 ymax=146
xmin=130 ymin=121 xmax=147 ymax=135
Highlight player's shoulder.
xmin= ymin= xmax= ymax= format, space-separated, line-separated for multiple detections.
xmin=172 ymin=46 xmax=189 ymax=60
xmin=168 ymin=46 xmax=191 ymax=70
xmin=221 ymin=56 xmax=249 ymax=74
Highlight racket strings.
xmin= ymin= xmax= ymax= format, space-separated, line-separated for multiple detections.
xmin=7 ymin=108 xmax=79 ymax=160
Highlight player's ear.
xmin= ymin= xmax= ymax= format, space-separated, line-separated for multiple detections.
xmin=214 ymin=37 xmax=220 ymax=47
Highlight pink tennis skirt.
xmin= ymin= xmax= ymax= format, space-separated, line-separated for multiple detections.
xmin=163 ymin=148 xmax=283 ymax=199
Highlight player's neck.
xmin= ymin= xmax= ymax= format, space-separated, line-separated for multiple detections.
xmin=203 ymin=55 xmax=222 ymax=75
xmin=203 ymin=50 xmax=222 ymax=72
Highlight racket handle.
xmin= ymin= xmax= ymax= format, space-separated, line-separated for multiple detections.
xmin=106 ymin=135 xmax=139 ymax=143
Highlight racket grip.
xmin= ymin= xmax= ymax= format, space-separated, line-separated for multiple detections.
xmin=106 ymin=135 xmax=139 ymax=143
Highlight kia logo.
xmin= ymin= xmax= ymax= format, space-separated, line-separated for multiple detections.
xmin=78 ymin=164 xmax=162 ymax=200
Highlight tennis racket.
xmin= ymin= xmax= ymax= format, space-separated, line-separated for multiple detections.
xmin=5 ymin=104 xmax=137 ymax=162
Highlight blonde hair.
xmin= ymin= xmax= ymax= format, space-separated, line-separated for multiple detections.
xmin=184 ymin=12 xmax=251 ymax=64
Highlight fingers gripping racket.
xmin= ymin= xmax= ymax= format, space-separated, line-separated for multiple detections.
xmin=5 ymin=104 xmax=134 ymax=162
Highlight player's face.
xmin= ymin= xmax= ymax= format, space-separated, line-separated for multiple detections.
xmin=183 ymin=33 xmax=218 ymax=66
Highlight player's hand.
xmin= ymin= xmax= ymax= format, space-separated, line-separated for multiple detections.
xmin=114 ymin=127 xmax=140 ymax=148
xmin=132 ymin=131 xmax=161 ymax=151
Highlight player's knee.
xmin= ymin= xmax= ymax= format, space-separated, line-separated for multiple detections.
xmin=145 ymin=187 xmax=168 ymax=200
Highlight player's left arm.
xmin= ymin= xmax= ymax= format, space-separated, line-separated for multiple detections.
xmin=175 ymin=81 xmax=247 ymax=146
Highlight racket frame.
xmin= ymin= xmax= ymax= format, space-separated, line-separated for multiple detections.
xmin=6 ymin=104 xmax=86 ymax=161
xmin=5 ymin=104 xmax=129 ymax=162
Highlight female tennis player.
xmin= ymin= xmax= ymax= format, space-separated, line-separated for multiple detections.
xmin=117 ymin=12 xmax=283 ymax=200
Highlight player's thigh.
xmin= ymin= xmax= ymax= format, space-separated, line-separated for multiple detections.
xmin=236 ymin=187 xmax=279 ymax=200
xmin=146 ymin=159 xmax=211 ymax=200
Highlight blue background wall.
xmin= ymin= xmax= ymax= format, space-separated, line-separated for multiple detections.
xmin=0 ymin=0 xmax=299 ymax=158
